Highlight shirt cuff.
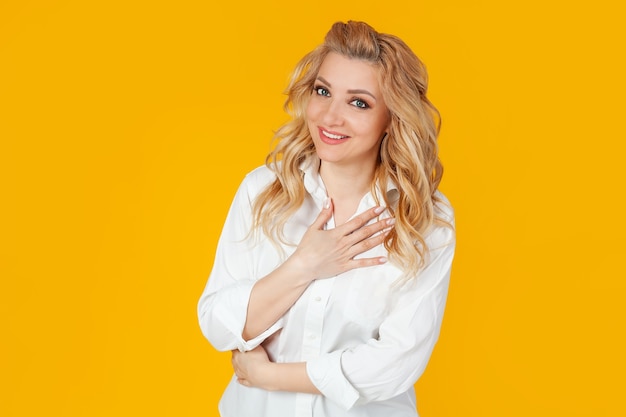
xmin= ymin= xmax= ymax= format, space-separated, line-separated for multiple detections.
xmin=306 ymin=350 xmax=360 ymax=410
xmin=211 ymin=280 xmax=283 ymax=352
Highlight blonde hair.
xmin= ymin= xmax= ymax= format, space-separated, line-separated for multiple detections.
xmin=253 ymin=21 xmax=450 ymax=280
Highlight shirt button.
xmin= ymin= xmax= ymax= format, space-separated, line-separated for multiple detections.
xmin=309 ymin=334 xmax=316 ymax=340
xmin=314 ymin=296 xmax=321 ymax=302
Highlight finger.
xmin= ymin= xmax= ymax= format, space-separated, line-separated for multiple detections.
xmin=346 ymin=217 xmax=395 ymax=246
xmin=348 ymin=255 xmax=389 ymax=270
xmin=338 ymin=206 xmax=386 ymax=235
xmin=346 ymin=229 xmax=391 ymax=258
xmin=310 ymin=197 xmax=334 ymax=230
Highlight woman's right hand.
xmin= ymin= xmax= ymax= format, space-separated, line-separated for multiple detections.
xmin=286 ymin=199 xmax=395 ymax=281
xmin=241 ymin=199 xmax=394 ymax=340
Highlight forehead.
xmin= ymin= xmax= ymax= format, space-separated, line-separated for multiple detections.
xmin=317 ymin=52 xmax=382 ymax=91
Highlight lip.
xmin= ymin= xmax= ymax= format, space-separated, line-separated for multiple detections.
xmin=318 ymin=127 xmax=350 ymax=145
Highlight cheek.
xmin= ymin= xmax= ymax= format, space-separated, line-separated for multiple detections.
xmin=306 ymin=95 xmax=330 ymax=123
xmin=305 ymin=104 xmax=317 ymax=137
xmin=305 ymin=100 xmax=318 ymax=122
xmin=373 ymin=112 xmax=391 ymax=135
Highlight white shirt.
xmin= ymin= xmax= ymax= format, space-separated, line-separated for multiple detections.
xmin=198 ymin=160 xmax=455 ymax=417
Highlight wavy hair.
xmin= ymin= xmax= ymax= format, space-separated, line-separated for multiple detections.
xmin=252 ymin=21 xmax=450 ymax=281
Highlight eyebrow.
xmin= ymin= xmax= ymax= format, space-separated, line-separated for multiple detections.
xmin=316 ymin=76 xmax=378 ymax=101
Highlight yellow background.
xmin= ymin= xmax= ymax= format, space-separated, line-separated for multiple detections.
xmin=1 ymin=0 xmax=625 ymax=416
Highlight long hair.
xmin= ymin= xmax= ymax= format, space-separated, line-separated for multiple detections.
xmin=252 ymin=20 xmax=450 ymax=281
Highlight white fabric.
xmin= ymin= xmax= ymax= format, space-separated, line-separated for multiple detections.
xmin=198 ymin=160 xmax=455 ymax=417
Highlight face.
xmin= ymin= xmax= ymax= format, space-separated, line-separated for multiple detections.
xmin=306 ymin=52 xmax=390 ymax=170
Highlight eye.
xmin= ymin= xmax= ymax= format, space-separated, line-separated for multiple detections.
xmin=350 ymin=98 xmax=369 ymax=109
xmin=314 ymin=86 xmax=330 ymax=97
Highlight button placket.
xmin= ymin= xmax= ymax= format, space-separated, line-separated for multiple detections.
xmin=295 ymin=279 xmax=334 ymax=417
xmin=300 ymin=279 xmax=332 ymax=362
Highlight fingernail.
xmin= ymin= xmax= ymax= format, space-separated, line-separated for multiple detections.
xmin=386 ymin=218 xmax=396 ymax=226
xmin=379 ymin=257 xmax=388 ymax=263
xmin=323 ymin=197 xmax=331 ymax=209
xmin=374 ymin=206 xmax=385 ymax=214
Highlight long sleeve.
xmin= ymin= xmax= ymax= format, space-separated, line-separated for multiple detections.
xmin=197 ymin=170 xmax=283 ymax=352
xmin=306 ymin=214 xmax=456 ymax=410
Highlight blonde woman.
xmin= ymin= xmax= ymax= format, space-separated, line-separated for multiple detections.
xmin=198 ymin=20 xmax=456 ymax=417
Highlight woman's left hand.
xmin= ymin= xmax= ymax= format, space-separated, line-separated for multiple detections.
xmin=231 ymin=345 xmax=275 ymax=389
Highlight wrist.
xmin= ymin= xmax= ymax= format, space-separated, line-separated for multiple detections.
xmin=257 ymin=362 xmax=320 ymax=395
xmin=258 ymin=362 xmax=279 ymax=391
xmin=282 ymin=255 xmax=317 ymax=285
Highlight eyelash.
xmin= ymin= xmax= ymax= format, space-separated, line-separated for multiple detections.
xmin=314 ymin=86 xmax=330 ymax=97
xmin=313 ymin=85 xmax=370 ymax=109
xmin=349 ymin=98 xmax=369 ymax=109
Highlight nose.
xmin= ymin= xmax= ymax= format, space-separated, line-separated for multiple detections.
xmin=320 ymin=99 xmax=344 ymax=127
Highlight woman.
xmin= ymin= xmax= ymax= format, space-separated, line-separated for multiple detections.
xmin=198 ymin=20 xmax=455 ymax=417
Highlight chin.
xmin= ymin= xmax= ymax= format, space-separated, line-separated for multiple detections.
xmin=314 ymin=149 xmax=343 ymax=164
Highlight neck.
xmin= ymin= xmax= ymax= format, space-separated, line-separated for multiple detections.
xmin=319 ymin=161 xmax=377 ymax=201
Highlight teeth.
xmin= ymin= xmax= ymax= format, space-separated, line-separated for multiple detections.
xmin=323 ymin=130 xmax=347 ymax=140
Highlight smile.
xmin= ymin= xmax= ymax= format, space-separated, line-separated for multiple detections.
xmin=319 ymin=127 xmax=349 ymax=141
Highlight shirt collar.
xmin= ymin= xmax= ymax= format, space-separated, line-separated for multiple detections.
xmin=300 ymin=156 xmax=327 ymax=202
xmin=299 ymin=157 xmax=399 ymax=207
